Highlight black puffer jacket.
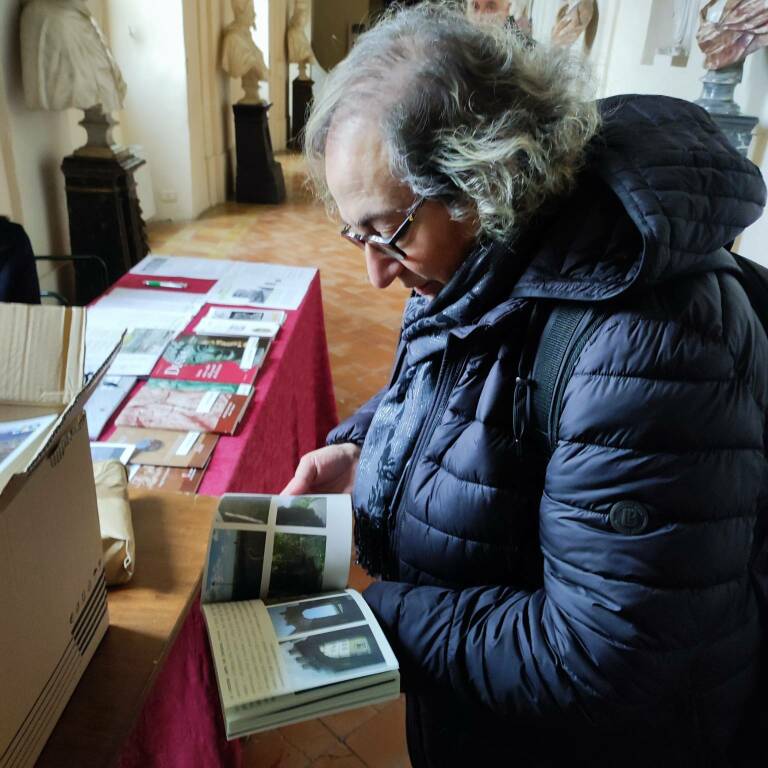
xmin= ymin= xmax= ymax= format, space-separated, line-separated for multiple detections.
xmin=328 ymin=95 xmax=768 ymax=767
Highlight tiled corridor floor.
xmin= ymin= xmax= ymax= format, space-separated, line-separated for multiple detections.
xmin=147 ymin=154 xmax=412 ymax=768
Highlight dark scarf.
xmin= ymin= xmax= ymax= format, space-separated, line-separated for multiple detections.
xmin=353 ymin=238 xmax=524 ymax=576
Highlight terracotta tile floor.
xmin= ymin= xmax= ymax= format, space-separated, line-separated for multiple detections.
xmin=147 ymin=153 xmax=412 ymax=768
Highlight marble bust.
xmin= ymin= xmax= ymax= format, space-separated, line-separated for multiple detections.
xmin=221 ymin=0 xmax=269 ymax=105
xmin=287 ymin=0 xmax=315 ymax=80
xmin=20 ymin=0 xmax=126 ymax=112
xmin=696 ymin=0 xmax=768 ymax=70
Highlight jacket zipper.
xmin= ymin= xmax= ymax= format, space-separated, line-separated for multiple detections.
xmin=385 ymin=335 xmax=469 ymax=579
xmin=547 ymin=311 xmax=607 ymax=451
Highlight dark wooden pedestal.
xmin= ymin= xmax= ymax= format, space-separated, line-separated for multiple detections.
xmin=233 ymin=103 xmax=286 ymax=204
xmin=61 ymin=150 xmax=149 ymax=297
xmin=288 ymin=78 xmax=314 ymax=151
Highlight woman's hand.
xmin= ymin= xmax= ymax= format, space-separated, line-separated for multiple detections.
xmin=280 ymin=443 xmax=361 ymax=495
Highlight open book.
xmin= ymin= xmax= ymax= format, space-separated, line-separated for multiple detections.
xmin=200 ymin=493 xmax=400 ymax=739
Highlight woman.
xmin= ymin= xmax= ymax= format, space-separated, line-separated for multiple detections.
xmin=282 ymin=4 xmax=768 ymax=766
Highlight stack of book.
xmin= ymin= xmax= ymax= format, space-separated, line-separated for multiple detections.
xmin=84 ymin=254 xmax=314 ymax=491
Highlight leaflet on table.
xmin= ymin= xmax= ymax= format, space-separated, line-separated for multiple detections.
xmin=84 ymin=376 xmax=137 ymax=439
xmin=130 ymin=254 xmax=234 ymax=281
xmin=206 ymin=263 xmax=316 ymax=311
xmin=92 ymin=287 xmax=206 ymax=316
xmin=85 ymin=306 xmax=193 ymax=378
xmin=115 ymin=379 xmax=254 ymax=435
xmin=128 ymin=465 xmax=204 ymax=493
xmin=0 ymin=414 xmax=58 ymax=488
xmin=194 ymin=306 xmax=287 ymax=339
xmin=90 ymin=441 xmax=134 ymax=465
xmin=151 ymin=333 xmax=271 ymax=386
xmin=199 ymin=493 xmax=399 ymax=738
xmin=108 ymin=426 xmax=218 ymax=468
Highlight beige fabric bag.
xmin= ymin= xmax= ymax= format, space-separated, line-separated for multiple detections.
xmin=92 ymin=460 xmax=135 ymax=585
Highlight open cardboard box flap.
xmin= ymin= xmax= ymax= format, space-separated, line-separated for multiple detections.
xmin=0 ymin=303 xmax=122 ymax=487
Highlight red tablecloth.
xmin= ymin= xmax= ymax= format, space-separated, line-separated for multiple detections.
xmin=116 ymin=273 xmax=338 ymax=768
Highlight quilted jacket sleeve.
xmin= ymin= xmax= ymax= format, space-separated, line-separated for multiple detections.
xmin=326 ymin=387 xmax=386 ymax=447
xmin=363 ymin=275 xmax=768 ymax=727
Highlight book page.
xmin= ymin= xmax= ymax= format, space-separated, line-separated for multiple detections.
xmin=202 ymin=600 xmax=291 ymax=708
xmin=201 ymin=494 xmax=353 ymax=604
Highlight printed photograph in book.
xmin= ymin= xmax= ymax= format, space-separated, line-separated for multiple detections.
xmin=152 ymin=333 xmax=271 ymax=385
xmin=204 ymin=528 xmax=266 ymax=602
xmin=275 ymin=497 xmax=327 ymax=528
xmin=217 ymin=495 xmax=271 ymax=525
xmin=279 ymin=625 xmax=387 ymax=690
xmin=268 ymin=593 xmax=365 ymax=639
xmin=108 ymin=426 xmax=218 ymax=468
xmin=269 ymin=533 xmax=326 ymax=599
xmin=114 ymin=380 xmax=252 ymax=434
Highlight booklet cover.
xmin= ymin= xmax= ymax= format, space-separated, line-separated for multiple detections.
xmin=193 ymin=306 xmax=286 ymax=339
xmin=108 ymin=426 xmax=218 ymax=468
xmin=128 ymin=465 xmax=204 ymax=494
xmin=201 ymin=494 xmax=400 ymax=739
xmin=115 ymin=379 xmax=253 ymax=435
xmin=150 ymin=333 xmax=271 ymax=386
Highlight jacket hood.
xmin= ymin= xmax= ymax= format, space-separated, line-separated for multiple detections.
xmin=511 ymin=94 xmax=767 ymax=303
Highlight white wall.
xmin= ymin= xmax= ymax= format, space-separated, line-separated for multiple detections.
xmin=532 ymin=0 xmax=768 ymax=266
xmin=106 ymin=0 xmax=197 ymax=221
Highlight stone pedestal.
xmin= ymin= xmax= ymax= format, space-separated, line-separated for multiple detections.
xmin=61 ymin=150 xmax=148 ymax=298
xmin=694 ymin=62 xmax=759 ymax=158
xmin=288 ymin=77 xmax=314 ymax=151
xmin=233 ymin=103 xmax=286 ymax=204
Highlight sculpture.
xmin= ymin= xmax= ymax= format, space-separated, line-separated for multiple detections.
xmin=221 ymin=0 xmax=269 ymax=104
xmin=657 ymin=0 xmax=700 ymax=57
xmin=696 ymin=0 xmax=768 ymax=70
xmin=694 ymin=0 xmax=768 ymax=156
xmin=287 ymin=0 xmax=315 ymax=81
xmin=551 ymin=0 xmax=596 ymax=47
xmin=20 ymin=0 xmax=129 ymax=158
xmin=20 ymin=0 xmax=126 ymax=113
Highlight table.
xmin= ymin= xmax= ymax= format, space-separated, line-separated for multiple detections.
xmin=37 ymin=274 xmax=338 ymax=767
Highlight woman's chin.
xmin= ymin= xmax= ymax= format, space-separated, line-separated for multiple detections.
xmin=412 ymin=281 xmax=442 ymax=298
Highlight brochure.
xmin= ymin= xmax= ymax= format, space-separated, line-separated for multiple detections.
xmin=84 ymin=376 xmax=137 ymax=440
xmin=127 ymin=465 xmax=204 ymax=494
xmin=115 ymin=380 xmax=253 ymax=435
xmin=201 ymin=494 xmax=400 ymax=738
xmin=108 ymin=426 xmax=218 ymax=468
xmin=150 ymin=333 xmax=271 ymax=386
xmin=194 ymin=306 xmax=287 ymax=339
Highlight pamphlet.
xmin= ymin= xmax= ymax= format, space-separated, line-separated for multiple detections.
xmin=108 ymin=426 xmax=218 ymax=468
xmin=194 ymin=306 xmax=286 ymax=339
xmin=90 ymin=441 xmax=134 ymax=465
xmin=150 ymin=333 xmax=271 ymax=386
xmin=84 ymin=376 xmax=137 ymax=439
xmin=201 ymin=494 xmax=399 ymax=738
xmin=115 ymin=380 xmax=253 ymax=435
xmin=128 ymin=465 xmax=204 ymax=493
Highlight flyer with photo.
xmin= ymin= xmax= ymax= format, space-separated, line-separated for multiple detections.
xmin=108 ymin=426 xmax=218 ymax=468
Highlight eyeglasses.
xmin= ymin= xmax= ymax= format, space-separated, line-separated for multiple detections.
xmin=340 ymin=197 xmax=425 ymax=262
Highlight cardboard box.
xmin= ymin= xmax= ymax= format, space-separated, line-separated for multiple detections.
xmin=0 ymin=303 xmax=110 ymax=768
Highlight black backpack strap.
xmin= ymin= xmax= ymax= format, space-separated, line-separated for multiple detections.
xmin=529 ymin=304 xmax=605 ymax=456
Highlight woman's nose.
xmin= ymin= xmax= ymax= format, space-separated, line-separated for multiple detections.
xmin=365 ymin=244 xmax=403 ymax=289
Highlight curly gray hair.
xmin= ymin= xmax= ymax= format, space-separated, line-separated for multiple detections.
xmin=304 ymin=1 xmax=601 ymax=241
